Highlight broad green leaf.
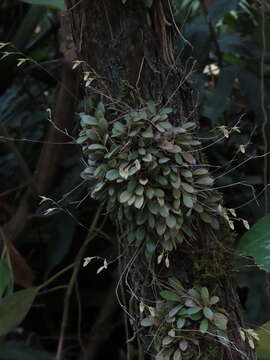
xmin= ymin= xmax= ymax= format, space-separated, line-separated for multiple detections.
xmin=119 ymin=191 xmax=132 ymax=204
xmin=80 ymin=114 xmax=98 ymax=125
xmin=76 ymin=136 xmax=88 ymax=144
xmin=200 ymin=319 xmax=209 ymax=334
xmin=200 ymin=287 xmax=209 ymax=305
xmin=181 ymin=152 xmax=196 ymax=165
xmin=187 ymin=307 xmax=202 ymax=315
xmin=237 ymin=214 xmax=270 ymax=271
xmin=0 ymin=287 xmax=39 ymax=337
xmin=155 ymin=189 xmax=164 ymax=198
xmin=20 ymin=0 xmax=66 ymax=10
xmin=141 ymin=127 xmax=154 ymax=138
xmin=160 ymin=290 xmax=181 ymax=302
xmin=159 ymin=157 xmax=170 ymax=164
xmin=156 ymin=222 xmax=166 ymax=236
xmin=148 ymin=201 xmax=160 ymax=215
xmin=134 ymin=196 xmax=144 ymax=209
xmin=203 ymin=307 xmax=214 ymax=320
xmin=160 ymin=207 xmax=170 ymax=218
xmin=88 ymin=144 xmax=107 ymax=151
xmin=176 ymin=318 xmax=185 ymax=329
xmin=169 ymin=304 xmax=183 ymax=318
xmin=147 ymin=100 xmax=156 ymax=114
xmin=175 ymin=154 xmax=183 ymax=165
xmin=166 ymin=215 xmax=177 ymax=229
xmin=106 ymin=169 xmax=119 ymax=181
xmin=141 ymin=317 xmax=154 ymax=327
xmin=0 ymin=260 xmax=11 ymax=298
xmin=173 ymin=349 xmax=182 ymax=360
xmin=146 ymin=187 xmax=155 ymax=200
xmin=193 ymin=168 xmax=208 ymax=176
xmin=181 ymin=182 xmax=195 ymax=194
xmin=196 ymin=176 xmax=214 ymax=186
xmin=256 ymin=322 xmax=270 ymax=359
xmin=168 ymin=277 xmax=184 ymax=292
xmin=162 ymin=336 xmax=173 ymax=345
xmin=209 ymin=296 xmax=219 ymax=305
xmin=113 ymin=121 xmax=125 ymax=133
xmin=159 ymin=122 xmax=173 ymax=130
xmin=213 ymin=312 xmax=228 ymax=331
xmin=160 ymin=107 xmax=173 ymax=115
xmin=183 ymin=193 xmax=193 ymax=208
xmin=190 ymin=312 xmax=202 ymax=321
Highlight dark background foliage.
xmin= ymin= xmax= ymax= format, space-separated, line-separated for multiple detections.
xmin=0 ymin=0 xmax=270 ymax=359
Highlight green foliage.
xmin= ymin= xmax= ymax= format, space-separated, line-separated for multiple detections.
xmin=19 ymin=0 xmax=66 ymax=10
xmin=237 ymin=214 xmax=270 ymax=272
xmin=79 ymin=101 xmax=221 ymax=255
xmin=140 ymin=278 xmax=228 ymax=359
xmin=0 ymin=287 xmax=39 ymax=337
xmin=256 ymin=322 xmax=270 ymax=359
xmin=1 ymin=0 xmax=269 ymax=358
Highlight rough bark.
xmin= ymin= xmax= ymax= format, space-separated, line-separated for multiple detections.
xmin=66 ymin=1 xmax=256 ymax=359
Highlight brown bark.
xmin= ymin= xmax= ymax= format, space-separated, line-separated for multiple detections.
xmin=66 ymin=1 xmax=256 ymax=359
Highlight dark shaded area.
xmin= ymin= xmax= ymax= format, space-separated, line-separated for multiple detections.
xmin=0 ymin=0 xmax=269 ymax=359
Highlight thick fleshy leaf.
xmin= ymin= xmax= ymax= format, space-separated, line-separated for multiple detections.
xmin=168 ymin=277 xmax=184 ymax=292
xmin=106 ymin=169 xmax=119 ymax=181
xmin=256 ymin=322 xmax=270 ymax=359
xmin=169 ymin=304 xmax=183 ymax=317
xmin=141 ymin=317 xmax=154 ymax=327
xmin=213 ymin=312 xmax=228 ymax=331
xmin=200 ymin=319 xmax=209 ymax=334
xmin=203 ymin=307 xmax=214 ymax=320
xmin=200 ymin=287 xmax=209 ymax=305
xmin=237 ymin=214 xmax=270 ymax=271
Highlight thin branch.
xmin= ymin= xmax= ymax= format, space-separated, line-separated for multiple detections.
xmin=55 ymin=203 xmax=103 ymax=360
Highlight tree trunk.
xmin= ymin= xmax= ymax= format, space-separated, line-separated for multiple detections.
xmin=66 ymin=1 xmax=256 ymax=359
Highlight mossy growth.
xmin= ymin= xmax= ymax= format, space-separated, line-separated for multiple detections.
xmin=78 ymin=100 xmax=222 ymax=258
xmin=140 ymin=277 xmax=229 ymax=360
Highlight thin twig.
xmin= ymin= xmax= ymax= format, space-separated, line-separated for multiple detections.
xmin=55 ymin=203 xmax=103 ymax=360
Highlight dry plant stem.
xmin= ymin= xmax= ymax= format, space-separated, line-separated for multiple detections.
xmin=199 ymin=0 xmax=223 ymax=68
xmin=55 ymin=203 xmax=103 ymax=360
xmin=118 ymin=232 xmax=132 ymax=360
